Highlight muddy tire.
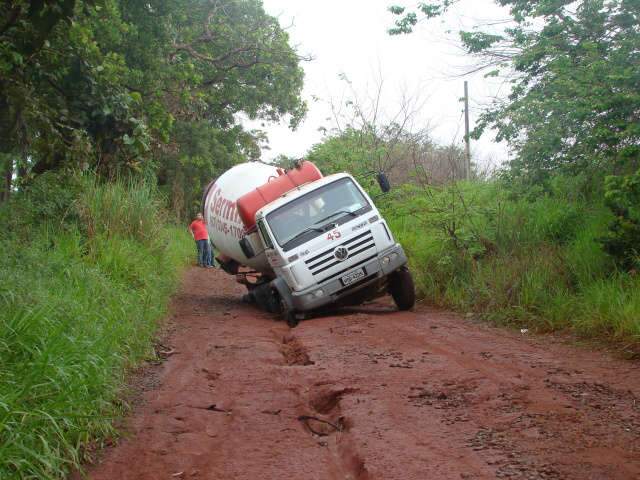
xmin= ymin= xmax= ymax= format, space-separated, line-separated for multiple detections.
xmin=388 ymin=266 xmax=415 ymax=311
xmin=241 ymin=292 xmax=255 ymax=304
xmin=285 ymin=314 xmax=299 ymax=328
xmin=279 ymin=296 xmax=299 ymax=328
xmin=263 ymin=289 xmax=280 ymax=314
xmin=247 ymin=282 xmax=282 ymax=314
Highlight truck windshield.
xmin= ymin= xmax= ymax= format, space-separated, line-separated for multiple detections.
xmin=266 ymin=177 xmax=371 ymax=251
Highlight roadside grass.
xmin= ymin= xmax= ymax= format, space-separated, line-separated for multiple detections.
xmin=386 ymin=178 xmax=640 ymax=348
xmin=0 ymin=175 xmax=192 ymax=479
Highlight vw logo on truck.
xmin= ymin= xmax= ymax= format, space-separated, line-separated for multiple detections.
xmin=203 ymin=160 xmax=415 ymax=327
xmin=333 ymin=246 xmax=349 ymax=261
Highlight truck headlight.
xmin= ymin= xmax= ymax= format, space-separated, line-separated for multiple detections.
xmin=382 ymin=256 xmax=391 ymax=265
xmin=314 ymin=289 xmax=324 ymax=298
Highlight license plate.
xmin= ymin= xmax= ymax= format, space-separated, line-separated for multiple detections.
xmin=341 ymin=268 xmax=366 ymax=286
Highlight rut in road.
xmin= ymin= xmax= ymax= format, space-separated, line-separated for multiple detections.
xmin=82 ymin=267 xmax=640 ymax=480
xmin=278 ymin=331 xmax=367 ymax=479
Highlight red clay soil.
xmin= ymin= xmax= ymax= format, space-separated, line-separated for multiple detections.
xmin=82 ymin=267 xmax=640 ymax=480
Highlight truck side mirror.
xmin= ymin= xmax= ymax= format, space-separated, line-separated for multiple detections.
xmin=239 ymin=237 xmax=255 ymax=259
xmin=377 ymin=172 xmax=391 ymax=193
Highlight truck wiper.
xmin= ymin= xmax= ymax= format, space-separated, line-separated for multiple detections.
xmin=282 ymin=210 xmax=361 ymax=249
xmin=282 ymin=226 xmax=326 ymax=249
xmin=314 ymin=209 xmax=359 ymax=227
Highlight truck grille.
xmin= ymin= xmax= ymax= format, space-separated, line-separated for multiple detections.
xmin=305 ymin=231 xmax=376 ymax=277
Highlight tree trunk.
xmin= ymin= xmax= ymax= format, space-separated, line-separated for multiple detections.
xmin=1 ymin=157 xmax=13 ymax=202
xmin=172 ymin=170 xmax=184 ymax=223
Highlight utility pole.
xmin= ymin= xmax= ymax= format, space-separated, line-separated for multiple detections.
xmin=463 ymin=81 xmax=471 ymax=180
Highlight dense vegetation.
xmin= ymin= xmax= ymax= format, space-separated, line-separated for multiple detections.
xmin=387 ymin=178 xmax=640 ymax=345
xmin=0 ymin=1 xmax=307 ymax=477
xmin=390 ymin=0 xmax=640 ymax=181
xmin=387 ymin=0 xmax=639 ymax=279
xmin=310 ymin=141 xmax=640 ymax=349
xmin=1 ymin=0 xmax=305 ymax=218
xmin=308 ymin=0 xmax=640 ymax=348
xmin=0 ymin=173 xmax=192 ymax=478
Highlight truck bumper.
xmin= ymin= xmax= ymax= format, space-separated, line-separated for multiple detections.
xmin=289 ymin=244 xmax=408 ymax=312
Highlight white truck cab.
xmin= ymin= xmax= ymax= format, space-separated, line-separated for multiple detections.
xmin=204 ymin=161 xmax=415 ymax=327
xmin=253 ymin=173 xmax=412 ymax=324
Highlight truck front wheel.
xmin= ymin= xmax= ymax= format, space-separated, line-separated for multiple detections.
xmin=279 ymin=296 xmax=299 ymax=328
xmin=388 ymin=266 xmax=416 ymax=311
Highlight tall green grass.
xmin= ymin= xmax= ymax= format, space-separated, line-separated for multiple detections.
xmin=0 ymin=175 xmax=192 ymax=479
xmin=386 ymin=178 xmax=640 ymax=346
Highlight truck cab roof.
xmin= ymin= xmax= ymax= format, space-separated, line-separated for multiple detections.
xmin=254 ymin=173 xmax=353 ymax=221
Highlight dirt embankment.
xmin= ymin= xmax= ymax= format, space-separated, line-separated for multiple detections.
xmin=83 ymin=268 xmax=640 ymax=479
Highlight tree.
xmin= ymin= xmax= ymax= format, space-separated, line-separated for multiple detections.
xmin=601 ymin=168 xmax=640 ymax=271
xmin=1 ymin=0 xmax=147 ymax=177
xmin=308 ymin=74 xmax=467 ymax=187
xmin=136 ymin=0 xmax=307 ymax=217
xmin=0 ymin=0 xmax=307 ymax=213
xmin=158 ymin=122 xmax=264 ymax=220
xmin=308 ymin=128 xmax=467 ymax=188
xmin=390 ymin=1 xmax=640 ymax=182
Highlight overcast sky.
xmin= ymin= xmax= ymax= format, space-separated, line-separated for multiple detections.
xmin=251 ymin=0 xmax=512 ymax=168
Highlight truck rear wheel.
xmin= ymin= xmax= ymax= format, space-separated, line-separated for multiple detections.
xmin=388 ymin=266 xmax=415 ymax=311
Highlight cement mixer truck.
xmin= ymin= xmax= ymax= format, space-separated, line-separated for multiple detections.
xmin=202 ymin=160 xmax=415 ymax=326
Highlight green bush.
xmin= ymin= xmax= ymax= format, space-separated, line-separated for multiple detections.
xmin=0 ymin=171 xmax=84 ymax=239
xmin=0 ymin=177 xmax=192 ymax=479
xmin=386 ymin=176 xmax=639 ymax=345
xmin=78 ymin=178 xmax=167 ymax=244
xmin=600 ymin=169 xmax=640 ymax=271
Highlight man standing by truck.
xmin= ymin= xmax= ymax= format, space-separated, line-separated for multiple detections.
xmin=189 ymin=213 xmax=213 ymax=268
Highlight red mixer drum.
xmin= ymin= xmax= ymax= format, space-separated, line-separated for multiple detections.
xmin=203 ymin=161 xmax=322 ymax=273
xmin=236 ymin=161 xmax=323 ymax=231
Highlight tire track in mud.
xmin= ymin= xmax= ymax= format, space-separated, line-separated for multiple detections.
xmin=275 ymin=331 xmax=369 ymax=480
xmin=279 ymin=333 xmax=315 ymax=366
xmin=80 ymin=268 xmax=640 ymax=480
xmin=287 ymin=308 xmax=640 ymax=479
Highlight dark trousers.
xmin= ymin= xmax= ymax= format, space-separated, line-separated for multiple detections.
xmin=196 ymin=239 xmax=212 ymax=267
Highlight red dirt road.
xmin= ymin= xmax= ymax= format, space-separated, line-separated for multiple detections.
xmin=85 ymin=268 xmax=640 ymax=479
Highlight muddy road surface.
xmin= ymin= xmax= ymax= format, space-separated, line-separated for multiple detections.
xmin=85 ymin=268 xmax=640 ymax=480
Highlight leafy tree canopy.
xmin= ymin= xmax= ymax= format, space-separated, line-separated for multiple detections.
xmin=1 ymin=0 xmax=306 ymax=215
xmin=390 ymin=0 xmax=640 ymax=182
